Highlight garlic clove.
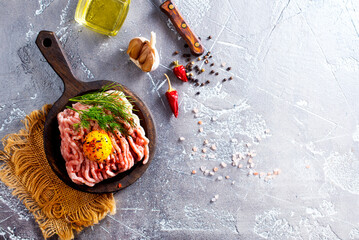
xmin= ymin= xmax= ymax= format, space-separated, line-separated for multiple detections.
xmin=138 ymin=41 xmax=153 ymax=65
xmin=127 ymin=38 xmax=145 ymax=60
xmin=139 ymin=47 xmax=155 ymax=72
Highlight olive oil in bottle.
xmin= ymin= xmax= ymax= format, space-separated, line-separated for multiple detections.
xmin=75 ymin=0 xmax=130 ymax=36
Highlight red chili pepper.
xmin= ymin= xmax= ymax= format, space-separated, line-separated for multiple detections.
xmin=164 ymin=74 xmax=179 ymax=118
xmin=172 ymin=61 xmax=188 ymax=82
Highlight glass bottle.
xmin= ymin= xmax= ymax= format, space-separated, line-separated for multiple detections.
xmin=75 ymin=0 xmax=131 ymax=36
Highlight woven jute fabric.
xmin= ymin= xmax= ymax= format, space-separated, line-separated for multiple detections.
xmin=0 ymin=105 xmax=116 ymax=240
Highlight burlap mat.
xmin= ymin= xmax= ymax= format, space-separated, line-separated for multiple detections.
xmin=0 ymin=104 xmax=116 ymax=240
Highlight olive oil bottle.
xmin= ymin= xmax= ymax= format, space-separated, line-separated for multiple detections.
xmin=75 ymin=0 xmax=130 ymax=36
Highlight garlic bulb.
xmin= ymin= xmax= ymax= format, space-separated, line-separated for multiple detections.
xmin=127 ymin=32 xmax=159 ymax=72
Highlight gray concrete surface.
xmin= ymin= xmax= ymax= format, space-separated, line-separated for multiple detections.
xmin=1 ymin=0 xmax=359 ymax=239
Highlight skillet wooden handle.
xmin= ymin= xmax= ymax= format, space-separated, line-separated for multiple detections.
xmin=36 ymin=31 xmax=83 ymax=91
xmin=160 ymin=0 xmax=204 ymax=56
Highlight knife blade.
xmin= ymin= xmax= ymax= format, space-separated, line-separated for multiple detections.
xmin=157 ymin=0 xmax=204 ymax=56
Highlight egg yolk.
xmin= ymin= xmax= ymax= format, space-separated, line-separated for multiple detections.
xmin=83 ymin=131 xmax=112 ymax=162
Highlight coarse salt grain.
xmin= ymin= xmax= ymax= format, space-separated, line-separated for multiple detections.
xmin=200 ymin=166 xmax=206 ymax=172
xmin=248 ymin=151 xmax=257 ymax=157
xmin=192 ymin=108 xmax=199 ymax=114
xmin=231 ymin=181 xmax=235 ymax=185
xmin=214 ymin=194 xmax=219 ymax=199
xmin=211 ymin=198 xmax=216 ymax=202
xmin=208 ymin=154 xmax=215 ymax=159
xmin=203 ymin=139 xmax=209 ymax=145
xmin=238 ymin=164 xmax=243 ymax=168
xmin=202 ymin=148 xmax=207 ymax=153
xmin=199 ymin=127 xmax=204 ymax=132
xmin=217 ymin=176 xmax=223 ymax=181
xmin=179 ymin=137 xmax=185 ymax=141
xmin=209 ymin=171 xmax=215 ymax=176
xmin=248 ymin=170 xmax=253 ymax=176
xmin=204 ymin=170 xmax=210 ymax=176
xmin=265 ymin=176 xmax=272 ymax=182
xmin=192 ymin=146 xmax=198 ymax=152
xmin=232 ymin=159 xmax=239 ymax=166
xmin=231 ymin=139 xmax=238 ymax=143
xmin=220 ymin=162 xmax=227 ymax=168
xmin=211 ymin=144 xmax=217 ymax=151
xmin=225 ymin=176 xmax=230 ymax=179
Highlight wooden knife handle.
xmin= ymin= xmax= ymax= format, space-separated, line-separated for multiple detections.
xmin=160 ymin=0 xmax=204 ymax=56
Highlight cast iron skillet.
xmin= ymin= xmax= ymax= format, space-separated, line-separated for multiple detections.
xmin=36 ymin=31 xmax=156 ymax=193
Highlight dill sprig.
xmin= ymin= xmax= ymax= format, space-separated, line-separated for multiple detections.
xmin=67 ymin=83 xmax=135 ymax=134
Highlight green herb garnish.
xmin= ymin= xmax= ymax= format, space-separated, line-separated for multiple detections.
xmin=68 ymin=83 xmax=135 ymax=135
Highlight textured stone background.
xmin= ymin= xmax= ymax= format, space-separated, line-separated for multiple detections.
xmin=1 ymin=0 xmax=359 ymax=239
